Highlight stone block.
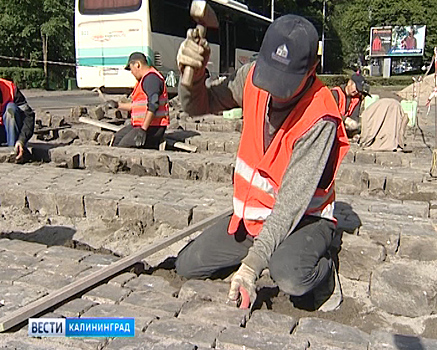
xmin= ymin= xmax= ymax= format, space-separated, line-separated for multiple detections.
xmin=338 ymin=234 xmax=386 ymax=281
xmin=206 ymin=159 xmax=234 ymax=183
xmin=0 ymin=187 xmax=26 ymax=208
xmin=178 ymin=279 xmax=230 ymax=304
xmin=208 ymin=140 xmax=225 ymax=152
xmin=97 ymin=131 xmax=114 ymax=146
xmin=385 ymin=177 xmax=415 ymax=198
xmin=141 ymin=153 xmax=170 ymax=177
xmin=0 ymin=268 xmax=33 ymax=284
xmin=369 ymin=330 xmax=437 ymax=350
xmin=124 ymin=274 xmax=178 ymax=295
xmin=15 ymin=270 xmax=72 ymax=291
xmin=386 ymin=201 xmax=429 ymax=218
xmin=70 ymin=106 xmax=87 ymax=120
xmin=0 ymin=239 xmax=47 ymax=256
xmin=178 ymin=300 xmax=248 ymax=328
xmin=154 ymin=202 xmax=194 ymax=229
xmin=398 ymin=234 xmax=437 ymax=261
xmin=80 ymin=253 xmax=119 ymax=266
xmin=88 ymin=106 xmax=105 ymax=120
xmin=1 ymin=284 xmax=48 ymax=310
xmin=85 ymin=152 xmax=126 ymax=173
xmin=0 ymin=250 xmax=41 ymax=269
xmin=59 ymin=129 xmax=79 ymax=143
xmin=224 ymin=140 xmax=239 ymax=153
xmin=55 ymin=298 xmax=97 ymax=317
xmin=108 ymin=272 xmax=137 ymax=287
xmin=122 ymin=290 xmax=185 ymax=316
xmin=78 ymin=127 xmax=99 ymax=142
xmin=189 ymin=136 xmax=209 ymax=152
xmin=82 ymin=283 xmax=131 ymax=304
xmin=359 ymin=227 xmax=400 ymax=256
xmin=294 ymin=317 xmax=369 ymax=348
xmin=216 ymin=326 xmax=308 ymax=350
xmin=26 ymin=189 xmax=58 ymax=216
xmin=84 ymin=195 xmax=119 ymax=220
xmin=368 ymin=173 xmax=386 ymax=193
xmin=145 ymin=318 xmax=223 ymax=348
xmin=36 ymin=246 xmax=92 ymax=262
xmin=370 ymin=261 xmax=437 ymax=317
xmin=375 ymin=153 xmax=403 ymax=167
xmin=342 ymin=151 xmax=355 ymax=163
xmin=170 ymin=157 xmax=207 ymax=180
xmin=106 ymin=334 xmax=197 ymax=350
xmin=355 ymin=151 xmax=375 ymax=164
xmin=246 ymin=310 xmax=296 ymax=335
xmin=118 ymin=199 xmax=154 ymax=225
xmin=198 ymin=123 xmax=211 ymax=132
xmin=55 ymin=192 xmax=84 ymax=217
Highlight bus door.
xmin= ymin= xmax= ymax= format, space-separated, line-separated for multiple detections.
xmin=219 ymin=18 xmax=236 ymax=75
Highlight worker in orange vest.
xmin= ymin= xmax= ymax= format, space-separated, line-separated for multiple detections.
xmin=106 ymin=52 xmax=169 ymax=149
xmin=0 ymin=78 xmax=35 ymax=162
xmin=175 ymin=15 xmax=350 ymax=312
xmin=331 ymin=73 xmax=370 ymax=135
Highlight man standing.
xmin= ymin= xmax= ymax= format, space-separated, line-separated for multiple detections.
xmin=175 ymin=15 xmax=349 ymax=311
xmin=107 ymin=52 xmax=169 ymax=149
xmin=0 ymin=78 xmax=35 ymax=162
xmin=331 ymin=73 xmax=370 ymax=133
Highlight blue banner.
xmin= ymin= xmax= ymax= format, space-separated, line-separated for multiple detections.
xmin=65 ymin=318 xmax=135 ymax=337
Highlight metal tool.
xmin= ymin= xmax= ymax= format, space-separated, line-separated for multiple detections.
xmin=181 ymin=0 xmax=219 ymax=87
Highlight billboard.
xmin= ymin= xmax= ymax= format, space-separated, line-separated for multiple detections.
xmin=370 ymin=25 xmax=426 ymax=57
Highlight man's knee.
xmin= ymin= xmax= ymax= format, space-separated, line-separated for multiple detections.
xmin=273 ymin=272 xmax=313 ymax=296
xmin=4 ymin=103 xmax=18 ymax=120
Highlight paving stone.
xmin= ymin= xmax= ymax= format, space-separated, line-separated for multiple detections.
xmin=170 ymin=156 xmax=207 ymax=180
xmin=0 ymin=238 xmax=47 ymax=256
xmin=178 ymin=279 xmax=230 ymax=303
xmin=80 ymin=253 xmax=119 ymax=266
xmin=370 ymin=261 xmax=437 ymax=317
xmin=1 ymin=284 xmax=48 ymax=310
xmin=141 ymin=153 xmax=170 ymax=177
xmin=385 ymin=177 xmax=416 ymax=199
xmin=122 ymin=290 xmax=185 ymax=316
xmin=398 ymin=234 xmax=437 ymax=261
xmin=338 ymin=234 xmax=386 ymax=281
xmin=355 ymin=151 xmax=376 ymax=164
xmin=206 ymin=158 xmax=234 ymax=183
xmin=154 ymin=202 xmax=194 ymax=229
xmin=369 ymin=330 xmax=437 ymax=350
xmin=0 ymin=250 xmax=42 ymax=269
xmin=82 ymin=283 xmax=131 ymax=304
xmin=15 ymin=270 xmax=73 ymax=291
xmin=118 ymin=199 xmax=154 ymax=225
xmin=375 ymin=153 xmax=403 ymax=167
xmin=84 ymin=194 xmax=119 ymax=220
xmin=359 ymin=227 xmax=400 ymax=256
xmin=145 ymin=318 xmax=222 ymax=348
xmin=216 ymin=326 xmax=309 ymax=350
xmin=178 ymin=300 xmax=248 ymax=328
xmin=85 ymin=151 xmax=126 ymax=173
xmin=0 ymin=339 xmax=83 ymax=350
xmin=0 ymin=268 xmax=34 ymax=284
xmin=124 ymin=274 xmax=178 ymax=295
xmin=245 ymin=310 xmax=297 ymax=335
xmin=0 ymin=187 xmax=26 ymax=208
xmin=26 ymin=189 xmax=58 ymax=215
xmin=294 ymin=317 xmax=370 ymax=348
xmin=97 ymin=131 xmax=113 ymax=145
xmin=105 ymin=334 xmax=197 ymax=350
xmin=36 ymin=246 xmax=92 ymax=262
xmin=81 ymin=303 xmax=167 ymax=332
xmin=55 ymin=192 xmax=84 ymax=217
xmin=108 ymin=272 xmax=137 ymax=287
xmin=54 ymin=298 xmax=97 ymax=317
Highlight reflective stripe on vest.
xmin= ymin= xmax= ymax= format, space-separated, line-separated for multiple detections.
xmin=131 ymin=67 xmax=169 ymax=127
xmin=0 ymin=79 xmax=16 ymax=126
xmin=331 ymin=86 xmax=360 ymax=118
xmin=228 ymin=66 xmax=350 ymax=237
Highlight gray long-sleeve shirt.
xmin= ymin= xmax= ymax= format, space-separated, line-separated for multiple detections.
xmin=179 ymin=63 xmax=338 ymax=276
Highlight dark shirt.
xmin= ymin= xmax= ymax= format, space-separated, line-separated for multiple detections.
xmin=141 ymin=72 xmax=164 ymax=114
xmin=0 ymin=84 xmax=35 ymax=144
xmin=331 ymin=85 xmax=361 ymax=122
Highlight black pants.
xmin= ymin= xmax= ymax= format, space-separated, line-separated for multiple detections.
xmin=175 ymin=215 xmax=336 ymax=296
xmin=112 ymin=124 xmax=166 ymax=150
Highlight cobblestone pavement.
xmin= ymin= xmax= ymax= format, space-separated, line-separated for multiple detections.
xmin=1 ymin=89 xmax=437 ymax=349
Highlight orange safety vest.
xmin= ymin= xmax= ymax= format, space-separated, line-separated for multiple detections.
xmin=130 ymin=67 xmax=169 ymax=127
xmin=331 ymin=86 xmax=360 ymax=119
xmin=0 ymin=79 xmax=16 ymax=126
xmin=228 ymin=66 xmax=350 ymax=237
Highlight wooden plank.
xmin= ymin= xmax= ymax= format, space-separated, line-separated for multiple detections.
xmin=78 ymin=116 xmax=122 ymax=132
xmin=165 ymin=137 xmax=197 ymax=153
xmin=0 ymin=207 xmax=232 ymax=332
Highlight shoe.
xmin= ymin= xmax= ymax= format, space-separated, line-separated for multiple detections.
xmin=313 ymin=263 xmax=343 ymax=312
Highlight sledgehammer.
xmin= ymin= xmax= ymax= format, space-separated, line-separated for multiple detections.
xmin=181 ymin=0 xmax=219 ymax=87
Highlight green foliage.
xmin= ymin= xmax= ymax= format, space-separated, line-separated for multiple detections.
xmin=0 ymin=67 xmax=45 ymax=89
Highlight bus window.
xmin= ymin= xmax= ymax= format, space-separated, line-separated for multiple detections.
xmin=79 ymin=0 xmax=141 ymax=14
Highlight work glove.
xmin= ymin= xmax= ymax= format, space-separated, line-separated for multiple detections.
xmin=134 ymin=128 xmax=148 ymax=148
xmin=228 ymin=263 xmax=257 ymax=309
xmin=176 ymin=28 xmax=211 ymax=81
xmin=105 ymin=100 xmax=119 ymax=109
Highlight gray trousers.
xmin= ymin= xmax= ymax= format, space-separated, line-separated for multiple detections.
xmin=175 ymin=215 xmax=336 ymax=296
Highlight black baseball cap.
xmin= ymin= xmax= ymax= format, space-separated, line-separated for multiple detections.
xmin=125 ymin=52 xmax=149 ymax=70
xmin=252 ymin=15 xmax=319 ymax=99
xmin=351 ymin=73 xmax=371 ymax=97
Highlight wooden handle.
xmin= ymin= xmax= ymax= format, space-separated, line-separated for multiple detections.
xmin=181 ymin=24 xmax=207 ymax=87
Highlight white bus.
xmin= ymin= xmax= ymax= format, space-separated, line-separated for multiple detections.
xmin=75 ymin=0 xmax=272 ymax=89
